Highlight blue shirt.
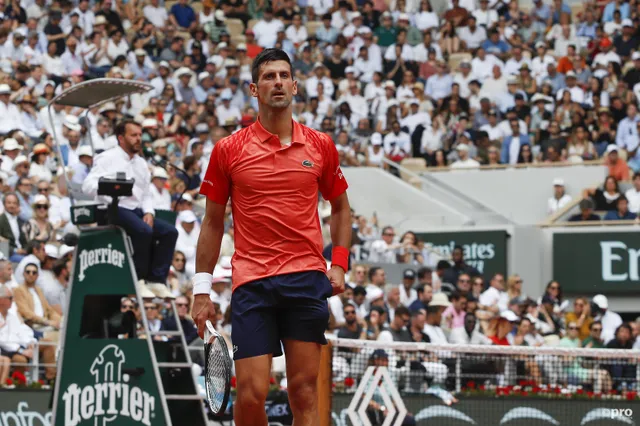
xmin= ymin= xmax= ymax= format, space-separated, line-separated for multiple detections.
xmin=481 ymin=39 xmax=510 ymax=55
xmin=604 ymin=210 xmax=636 ymax=220
xmin=170 ymin=4 xmax=195 ymax=29
xmin=577 ymin=22 xmax=598 ymax=39
xmin=552 ymin=3 xmax=571 ymax=24
xmin=603 ymin=2 xmax=630 ymax=22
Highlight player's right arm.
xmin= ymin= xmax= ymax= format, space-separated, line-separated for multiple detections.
xmin=192 ymin=199 xmax=226 ymax=339
xmin=192 ymin=140 xmax=232 ymax=339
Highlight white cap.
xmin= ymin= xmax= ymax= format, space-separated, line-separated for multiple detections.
xmin=99 ymin=102 xmax=116 ymax=114
xmin=152 ymin=167 xmax=168 ymax=179
xmin=215 ymin=9 xmax=225 ymax=21
xmin=77 ymin=146 xmax=93 ymax=157
xmin=398 ymin=12 xmax=410 ymax=21
xmin=409 ymin=98 xmax=420 ymax=106
xmin=500 ymin=310 xmax=519 ymax=322
xmin=216 ymin=42 xmax=228 ymax=52
xmin=224 ymin=59 xmax=239 ymax=68
xmin=607 ymin=144 xmax=619 ymax=153
xmin=456 ymin=144 xmax=469 ymax=152
xmin=507 ymin=75 xmax=518 ymax=84
xmin=623 ymin=18 xmax=633 ymax=27
xmin=33 ymin=194 xmax=48 ymax=205
xmin=566 ymin=70 xmax=576 ymax=78
xmin=593 ymin=294 xmax=608 ymax=309
xmin=371 ymin=132 xmax=383 ymax=146
xmin=134 ymin=48 xmax=146 ymax=56
xmin=357 ymin=26 xmax=372 ymax=34
xmin=142 ymin=118 xmax=158 ymax=128
xmin=3 ymin=138 xmax=22 ymax=151
xmin=237 ymin=43 xmax=247 ymax=50
xmin=552 ymin=178 xmax=564 ymax=186
xmin=0 ymin=84 xmax=10 ymax=94
xmin=633 ymin=52 xmax=640 ymax=61
xmin=350 ymin=11 xmax=362 ymax=19
xmin=158 ymin=60 xmax=171 ymax=69
xmin=44 ymin=244 xmax=59 ymax=259
xmin=220 ymin=88 xmax=233 ymax=100
xmin=152 ymin=138 xmax=169 ymax=149
xmin=366 ymin=287 xmax=384 ymax=302
xmin=345 ymin=66 xmax=356 ymax=74
xmin=180 ymin=193 xmax=193 ymax=202
xmin=387 ymin=99 xmax=399 ymax=108
xmin=430 ymin=293 xmax=451 ymax=307
xmin=59 ymin=244 xmax=74 ymax=257
xmin=198 ymin=71 xmax=210 ymax=81
xmin=12 ymin=155 xmax=28 ymax=169
xmin=535 ymin=41 xmax=546 ymax=49
xmin=178 ymin=210 xmax=197 ymax=223
xmin=384 ymin=80 xmax=396 ymax=89
xmin=175 ymin=67 xmax=192 ymax=78
xmin=64 ymin=115 xmax=81 ymax=131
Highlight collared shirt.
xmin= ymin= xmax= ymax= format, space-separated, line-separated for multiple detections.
xmin=0 ymin=311 xmax=36 ymax=353
xmin=616 ymin=115 xmax=640 ymax=156
xmin=200 ymin=119 xmax=348 ymax=290
xmin=83 ymin=145 xmax=155 ymax=215
xmin=5 ymin=212 xmax=20 ymax=249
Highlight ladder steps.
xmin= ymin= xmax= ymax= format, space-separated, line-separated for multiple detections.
xmin=157 ymin=362 xmax=192 ymax=368
xmin=165 ymin=394 xmax=204 ymax=401
xmin=150 ymin=330 xmax=183 ymax=336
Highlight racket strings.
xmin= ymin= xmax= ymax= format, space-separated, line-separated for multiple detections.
xmin=205 ymin=338 xmax=232 ymax=414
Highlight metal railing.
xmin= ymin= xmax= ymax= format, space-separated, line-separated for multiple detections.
xmin=2 ymin=340 xmax=59 ymax=383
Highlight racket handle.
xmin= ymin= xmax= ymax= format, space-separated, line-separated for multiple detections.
xmin=204 ymin=319 xmax=216 ymax=342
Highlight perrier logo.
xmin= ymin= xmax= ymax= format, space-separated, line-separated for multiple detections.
xmin=78 ymin=244 xmax=126 ymax=282
xmin=62 ymin=345 xmax=155 ymax=426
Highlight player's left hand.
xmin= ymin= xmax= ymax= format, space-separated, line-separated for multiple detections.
xmin=327 ymin=265 xmax=345 ymax=296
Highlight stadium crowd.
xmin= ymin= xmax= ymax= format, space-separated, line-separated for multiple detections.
xmin=0 ymin=0 xmax=638 ymax=389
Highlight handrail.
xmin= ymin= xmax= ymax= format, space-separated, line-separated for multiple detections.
xmin=538 ymin=195 xmax=584 ymax=226
xmin=541 ymin=219 xmax=640 ymax=228
xmin=3 ymin=340 xmax=59 ymax=382
xmin=421 ymin=159 xmax=607 ymax=173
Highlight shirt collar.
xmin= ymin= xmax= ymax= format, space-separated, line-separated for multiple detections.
xmin=116 ymin=144 xmax=136 ymax=160
xmin=251 ymin=118 xmax=306 ymax=145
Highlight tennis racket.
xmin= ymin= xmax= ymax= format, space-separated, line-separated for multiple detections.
xmin=204 ymin=319 xmax=232 ymax=415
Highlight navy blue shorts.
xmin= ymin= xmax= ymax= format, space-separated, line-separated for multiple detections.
xmin=230 ymin=270 xmax=332 ymax=360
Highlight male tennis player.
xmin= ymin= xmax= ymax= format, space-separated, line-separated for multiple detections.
xmin=192 ymin=48 xmax=352 ymax=426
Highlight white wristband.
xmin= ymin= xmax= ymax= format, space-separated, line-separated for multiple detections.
xmin=192 ymin=272 xmax=214 ymax=295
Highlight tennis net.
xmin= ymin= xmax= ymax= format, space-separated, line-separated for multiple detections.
xmin=327 ymin=336 xmax=640 ymax=426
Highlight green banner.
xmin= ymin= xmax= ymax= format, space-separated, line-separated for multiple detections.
xmin=52 ymin=227 xmax=168 ymax=426
xmin=554 ymin=232 xmax=640 ymax=294
xmin=416 ymin=230 xmax=508 ymax=277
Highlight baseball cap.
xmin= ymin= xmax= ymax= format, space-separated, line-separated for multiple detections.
xmin=178 ymin=210 xmax=197 ymax=223
xmin=371 ymin=133 xmax=383 ymax=146
xmin=552 ymin=178 xmax=564 ymax=186
xmin=633 ymin=52 xmax=640 ymax=61
xmin=593 ymin=294 xmax=608 ymax=309
xmin=607 ymin=144 xmax=619 ymax=154
xmin=152 ymin=167 xmax=169 ymax=179
xmin=403 ymin=269 xmax=416 ymax=279
xmin=77 ymin=146 xmax=93 ymax=158
xmin=623 ymin=18 xmax=633 ymax=27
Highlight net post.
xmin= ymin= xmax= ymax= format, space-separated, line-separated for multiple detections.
xmin=318 ymin=341 xmax=333 ymax=426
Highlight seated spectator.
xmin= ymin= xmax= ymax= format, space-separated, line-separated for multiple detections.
xmin=485 ymin=310 xmax=518 ymax=345
xmin=478 ymin=273 xmax=507 ymax=318
xmin=378 ymin=305 xmax=412 ymax=342
xmin=449 ymin=312 xmax=491 ymax=344
xmin=442 ymin=291 xmax=467 ymax=331
xmin=13 ymin=263 xmax=61 ymax=331
xmin=604 ymin=195 xmax=637 ymax=220
xmin=398 ymin=268 xmax=418 ymax=307
xmin=0 ymin=193 xmax=27 ymax=262
xmin=336 ymin=302 xmax=366 ymax=339
xmin=547 ymin=178 xmax=572 ymax=215
xmin=15 ymin=241 xmax=46 ymax=285
xmin=624 ymin=172 xmax=640 ymax=214
xmin=606 ymin=145 xmax=630 ymax=182
xmin=592 ymin=294 xmax=622 ymax=344
xmin=0 ymin=284 xmax=57 ymax=381
xmin=21 ymin=194 xmax=54 ymax=243
xmin=565 ymin=297 xmax=593 ymax=341
xmin=169 ymin=0 xmax=196 ymax=30
xmin=559 ymin=321 xmax=582 ymax=347
xmin=584 ymin=176 xmax=622 ymax=210
xmin=175 ymin=210 xmax=200 ymax=276
xmin=583 ymin=321 xmax=605 ymax=348
xmin=408 ymin=283 xmax=432 ymax=313
xmin=568 ymin=198 xmax=600 ymax=221
xmin=423 ymin=294 xmax=451 ymax=344
xmin=162 ymin=295 xmax=198 ymax=344
xmin=450 ymin=144 xmax=480 ymax=169
xmin=367 ymin=226 xmax=400 ymax=263
xmin=441 ymin=245 xmax=480 ymax=285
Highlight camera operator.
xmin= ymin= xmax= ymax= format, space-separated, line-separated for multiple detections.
xmin=82 ymin=120 xmax=178 ymax=296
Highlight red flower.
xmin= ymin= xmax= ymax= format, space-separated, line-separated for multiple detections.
xmin=519 ymin=380 xmax=527 ymax=386
xmin=479 ymin=384 xmax=486 ymax=391
xmin=532 ymin=386 xmax=541 ymax=394
xmin=344 ymin=377 xmax=355 ymax=387
xmin=521 ymin=391 xmax=529 ymax=397
xmin=467 ymin=381 xmax=476 ymax=389
xmin=553 ymin=387 xmax=561 ymax=394
xmin=627 ymin=392 xmax=637 ymax=401
xmin=5 ymin=378 xmax=13 ymax=386
xmin=609 ymin=389 xmax=618 ymax=395
xmin=11 ymin=371 xmax=26 ymax=384
xmin=230 ymin=376 xmax=237 ymax=388
xmin=587 ymin=391 xmax=594 ymax=398
xmin=577 ymin=389 xmax=584 ymax=395
xmin=269 ymin=377 xmax=276 ymax=385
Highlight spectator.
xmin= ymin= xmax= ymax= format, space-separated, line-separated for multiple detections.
xmin=337 ymin=302 xmax=366 ymax=339
xmin=423 ymin=293 xmax=451 ymax=344
xmin=441 ymin=245 xmax=480 ymax=285
xmin=162 ymin=295 xmax=198 ymax=344
xmin=478 ymin=273 xmax=506 ymax=317
xmin=368 ymin=226 xmax=400 ymax=263
xmin=14 ymin=262 xmax=61 ymax=333
xmin=604 ymin=195 xmax=637 ymax=220
xmin=329 ymin=285 xmax=354 ymax=328
xmin=408 ymin=283 xmax=432 ymax=312
xmin=175 ymin=210 xmax=200 ymax=276
xmin=547 ymin=178 xmax=571 ymax=215
xmin=442 ymin=291 xmax=467 ymax=330
xmin=583 ymin=175 xmax=621 ymax=211
xmin=449 ymin=312 xmax=491 ymax=344
xmin=606 ymin=145 xmax=630 ymax=181
xmin=582 ymin=321 xmax=605 ymax=348
xmin=559 ymin=321 xmax=582 ymax=347
xmin=0 ymin=193 xmax=27 ymax=261
xmin=568 ymin=198 xmax=600 ymax=222
xmin=378 ymin=305 xmax=412 ymax=342
xmin=15 ymin=241 xmax=46 ymax=285
xmin=398 ymin=268 xmax=417 ymax=306
xmin=565 ymin=297 xmax=593 ymax=341
xmin=592 ymin=294 xmax=623 ymax=344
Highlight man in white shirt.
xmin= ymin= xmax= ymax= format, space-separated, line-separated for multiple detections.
xmin=0 ymin=285 xmax=40 ymax=376
xmin=556 ymin=71 xmax=584 ymax=104
xmin=252 ymin=8 xmax=284 ymax=48
xmin=478 ymin=273 xmax=507 ymax=316
xmin=625 ymin=172 xmax=640 ymax=213
xmin=547 ymin=178 xmax=572 ymax=215
xmin=450 ymin=144 xmax=480 ymax=169
xmin=305 ymin=63 xmax=334 ymax=98
xmin=0 ymin=84 xmax=23 ymax=135
xmin=83 ymin=120 xmax=177 ymax=294
xmin=368 ymin=226 xmax=400 ymax=263
xmin=216 ymin=89 xmax=242 ymax=124
xmin=423 ymin=294 xmax=451 ymax=344
xmin=458 ymin=16 xmax=487 ymax=50
xmin=592 ymin=294 xmax=622 ymax=344
xmin=143 ymin=0 xmax=168 ymax=29
xmin=150 ymin=167 xmax=172 ymax=210
xmin=175 ymin=210 xmax=200 ymax=277
xmin=383 ymin=120 xmax=411 ymax=160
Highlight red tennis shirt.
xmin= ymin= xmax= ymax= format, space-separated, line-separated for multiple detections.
xmin=200 ymin=119 xmax=349 ymax=291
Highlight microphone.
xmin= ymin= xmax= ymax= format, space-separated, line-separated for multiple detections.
xmin=62 ymin=233 xmax=79 ymax=247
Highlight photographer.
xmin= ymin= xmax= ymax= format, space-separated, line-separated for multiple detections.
xmin=83 ymin=120 xmax=178 ymax=296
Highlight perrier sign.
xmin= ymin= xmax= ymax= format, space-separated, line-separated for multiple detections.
xmin=416 ymin=230 xmax=508 ymax=278
xmin=52 ymin=227 xmax=170 ymax=426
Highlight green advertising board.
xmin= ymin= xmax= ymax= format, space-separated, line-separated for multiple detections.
xmin=554 ymin=231 xmax=640 ymax=294
xmin=416 ymin=230 xmax=508 ymax=277
xmin=52 ymin=227 xmax=170 ymax=426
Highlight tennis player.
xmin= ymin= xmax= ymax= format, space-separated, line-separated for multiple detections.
xmin=192 ymin=48 xmax=352 ymax=426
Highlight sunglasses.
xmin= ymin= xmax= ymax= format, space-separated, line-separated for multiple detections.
xmin=176 ymin=303 xmax=189 ymax=307
xmin=592 ymin=328 xmax=602 ymax=332
xmin=25 ymin=270 xmax=38 ymax=275
xmin=569 ymin=327 xmax=578 ymax=330
xmin=550 ymin=286 xmax=559 ymax=290
xmin=344 ymin=310 xmax=356 ymax=315
xmin=121 ymin=304 xmax=133 ymax=309
xmin=144 ymin=306 xmax=157 ymax=310
xmin=35 ymin=204 xmax=49 ymax=210
xmin=383 ymin=233 xmax=395 ymax=237
xmin=174 ymin=258 xmax=185 ymax=262
xmin=37 ymin=188 xmax=49 ymax=193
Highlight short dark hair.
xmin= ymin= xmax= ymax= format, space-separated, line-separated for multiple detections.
xmin=353 ymin=286 xmax=367 ymax=296
xmin=3 ymin=192 xmax=17 ymax=207
xmin=53 ymin=259 xmax=68 ymax=277
xmin=417 ymin=267 xmax=432 ymax=280
xmin=450 ymin=291 xmax=467 ymax=301
xmin=183 ymin=155 xmax=197 ymax=171
xmin=395 ymin=305 xmax=410 ymax=318
xmin=251 ymin=48 xmax=293 ymax=84
xmin=368 ymin=266 xmax=382 ymax=282
xmin=26 ymin=240 xmax=43 ymax=255
xmin=24 ymin=262 xmax=39 ymax=272
xmin=114 ymin=119 xmax=140 ymax=139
